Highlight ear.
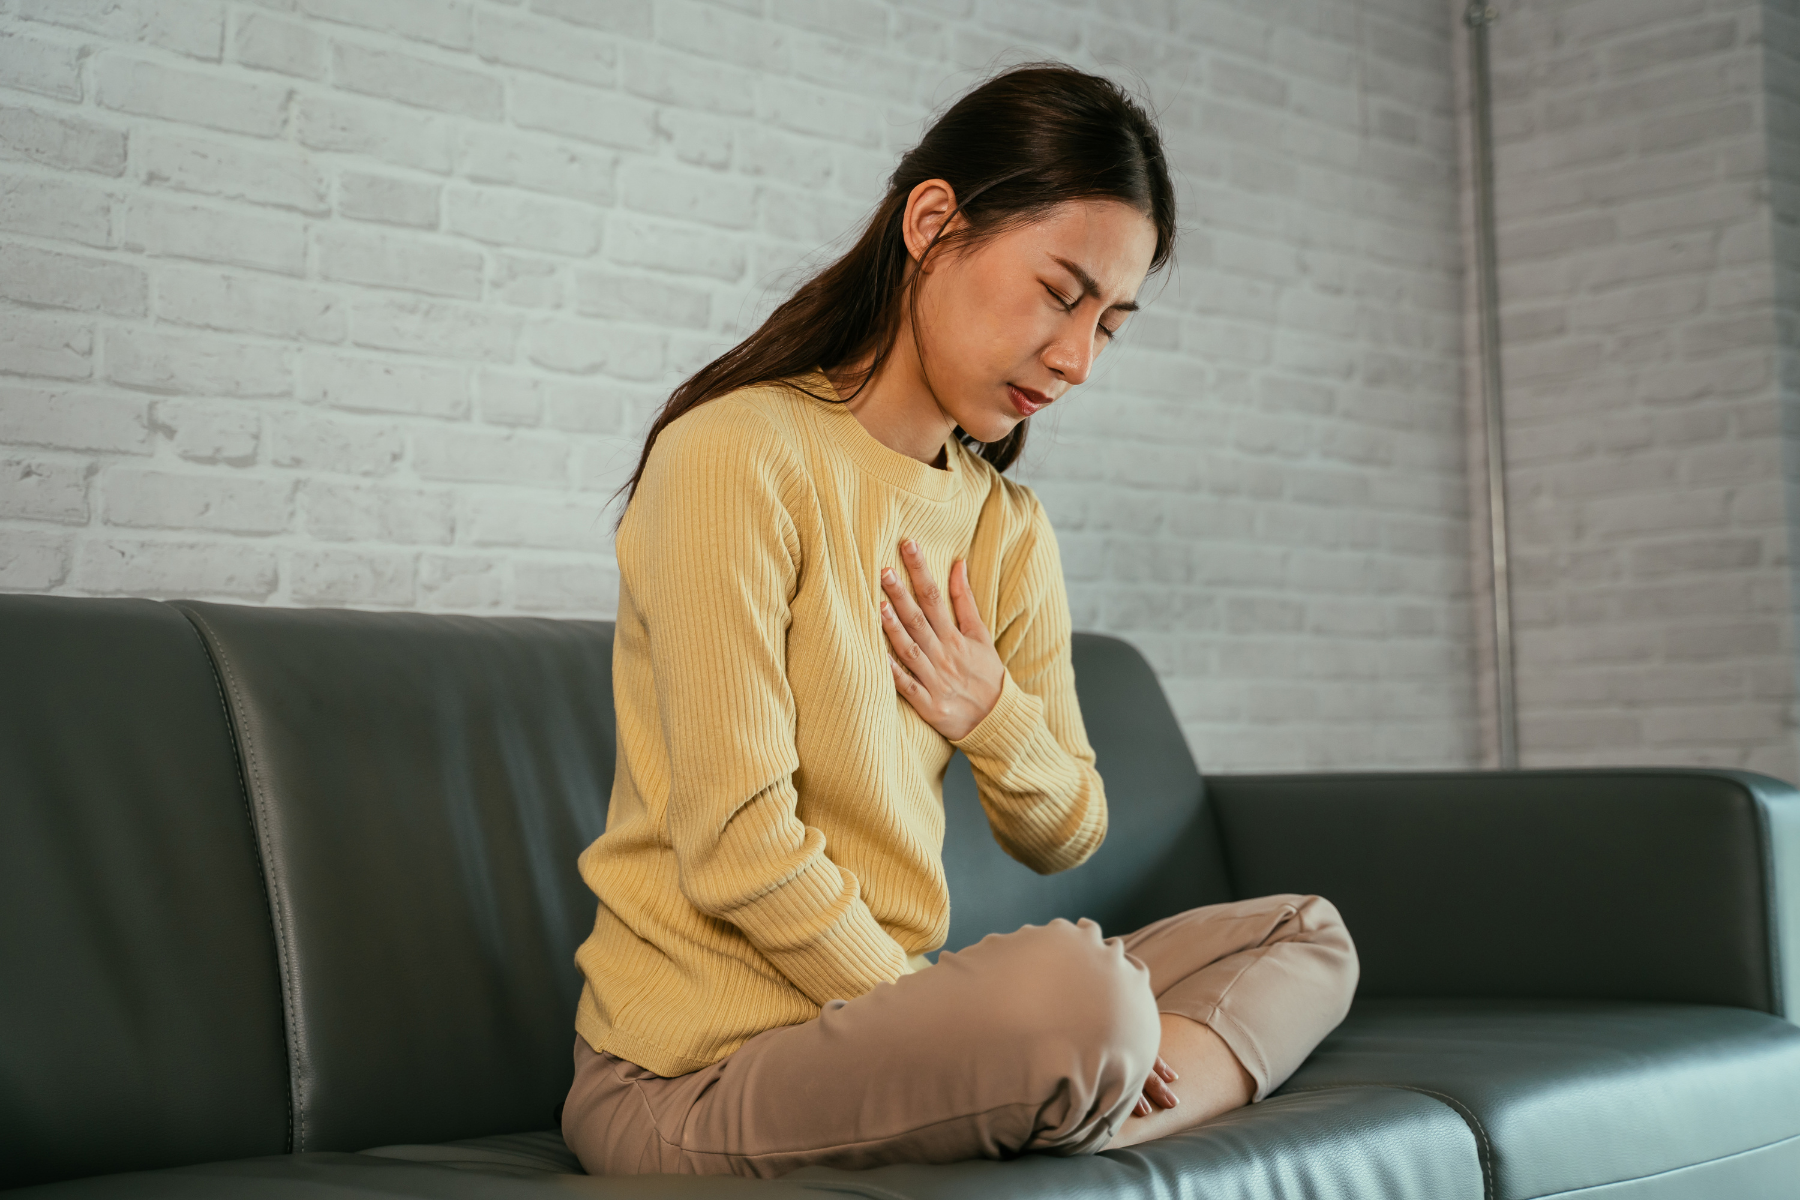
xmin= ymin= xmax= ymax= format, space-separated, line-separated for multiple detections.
xmin=902 ymin=178 xmax=959 ymax=269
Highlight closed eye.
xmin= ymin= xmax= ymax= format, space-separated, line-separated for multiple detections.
xmin=1045 ymin=284 xmax=1120 ymax=341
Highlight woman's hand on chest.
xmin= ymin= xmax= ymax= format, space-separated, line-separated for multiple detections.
xmin=878 ymin=537 xmax=1005 ymax=742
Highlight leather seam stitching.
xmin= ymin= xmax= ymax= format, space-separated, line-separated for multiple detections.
xmin=1282 ymin=1083 xmax=1494 ymax=1200
xmin=178 ymin=604 xmax=308 ymax=1155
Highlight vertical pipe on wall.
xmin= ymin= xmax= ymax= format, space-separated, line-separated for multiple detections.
xmin=1466 ymin=2 xmax=1519 ymax=768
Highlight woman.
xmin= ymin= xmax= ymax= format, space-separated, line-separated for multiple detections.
xmin=562 ymin=62 xmax=1358 ymax=1178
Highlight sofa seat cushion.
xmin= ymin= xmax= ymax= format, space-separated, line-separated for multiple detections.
xmin=372 ymin=1087 xmax=1484 ymax=1200
xmin=361 ymin=1131 xmax=581 ymax=1176
xmin=789 ymin=1085 xmax=1481 ymax=1199
xmin=1280 ymin=998 xmax=1800 ymax=1199
xmin=17 ymin=1085 xmax=1479 ymax=1200
xmin=6 ymin=1152 xmax=836 ymax=1199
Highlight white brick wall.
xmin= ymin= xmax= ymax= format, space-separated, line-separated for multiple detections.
xmin=0 ymin=0 xmax=1478 ymax=774
xmin=1476 ymin=0 xmax=1798 ymax=778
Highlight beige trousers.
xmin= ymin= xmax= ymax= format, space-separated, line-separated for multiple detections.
xmin=561 ymin=894 xmax=1358 ymax=1179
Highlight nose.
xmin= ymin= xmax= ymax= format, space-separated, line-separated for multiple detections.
xmin=1043 ymin=334 xmax=1095 ymax=387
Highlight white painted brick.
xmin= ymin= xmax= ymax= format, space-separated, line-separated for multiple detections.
xmin=72 ymin=535 xmax=278 ymax=598
xmin=489 ymin=254 xmax=564 ymax=308
xmin=139 ymin=130 xmax=329 ymax=214
xmin=459 ymin=128 xmax=616 ymax=203
xmin=232 ymin=10 xmax=327 ymax=79
xmin=0 ymin=528 xmax=70 ymax=589
xmin=476 ymin=369 xmax=543 ymax=426
xmin=0 ymin=104 xmax=128 ymax=176
xmin=526 ymin=319 xmax=665 ymax=380
xmin=622 ymin=47 xmax=756 ymax=117
xmin=0 ymin=312 xmax=93 ymax=380
xmin=606 ymin=214 xmax=745 ymax=281
xmin=574 ymin=270 xmax=709 ymax=328
xmin=288 ymin=545 xmax=416 ymax=606
xmin=0 ymin=172 xmax=112 ymax=247
xmin=413 ymin=425 xmax=568 ymax=484
xmin=349 ymin=295 xmax=520 ymax=361
xmin=296 ymin=0 xmax=471 ymax=51
xmin=418 ymin=552 xmax=505 ymax=608
xmin=542 ymin=380 xmax=628 ymax=434
xmin=760 ymin=78 xmax=882 ymax=147
xmin=444 ymin=185 xmax=601 ymax=255
xmin=0 ymin=244 xmax=147 ymax=316
xmin=660 ymin=0 xmax=787 ymax=71
xmin=620 ymin=159 xmax=754 ymax=230
xmin=295 ymin=94 xmax=455 ymax=173
xmin=512 ymin=556 xmax=615 ymax=614
xmin=337 ymin=170 xmax=441 ymax=228
xmin=156 ymin=268 xmax=346 ymax=343
xmin=0 ymin=385 xmax=149 ymax=453
xmin=95 ymin=55 xmax=288 ymax=137
xmin=331 ymin=41 xmax=501 ymax=120
xmin=299 ymin=478 xmax=453 ymax=543
xmin=531 ymin=0 xmax=652 ymax=39
xmin=120 ymin=194 xmax=306 ymax=275
xmin=472 ymin=9 xmax=617 ymax=87
xmin=465 ymin=493 xmax=611 ymax=551
xmin=316 ymin=224 xmax=482 ymax=298
xmin=106 ymin=327 xmax=292 ymax=398
xmin=655 ymin=109 xmax=733 ymax=169
xmin=0 ymin=453 xmax=89 ymax=522
xmin=102 ymin=466 xmax=290 ymax=533
xmin=149 ymin=398 xmax=260 ymax=465
xmin=0 ymin=28 xmax=84 ymax=100
xmin=270 ymin=409 xmax=405 ymax=476
xmin=0 ymin=0 xmax=1559 ymax=775
xmin=510 ymin=77 xmax=657 ymax=152
xmin=298 ymin=351 xmax=468 ymax=419
xmin=15 ymin=0 xmax=224 ymax=61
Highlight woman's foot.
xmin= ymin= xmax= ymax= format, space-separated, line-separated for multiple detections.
xmin=1102 ymin=1013 xmax=1254 ymax=1150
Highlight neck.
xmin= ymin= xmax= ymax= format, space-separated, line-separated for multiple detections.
xmin=824 ymin=328 xmax=956 ymax=469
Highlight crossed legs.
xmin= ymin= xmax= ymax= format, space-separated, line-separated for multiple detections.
xmin=561 ymin=894 xmax=1358 ymax=1177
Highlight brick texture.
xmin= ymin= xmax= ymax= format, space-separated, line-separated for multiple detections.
xmin=1471 ymin=0 xmax=1799 ymax=778
xmin=0 ymin=0 xmax=1477 ymax=773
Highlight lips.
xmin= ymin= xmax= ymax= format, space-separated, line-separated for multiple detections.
xmin=1008 ymin=383 xmax=1051 ymax=416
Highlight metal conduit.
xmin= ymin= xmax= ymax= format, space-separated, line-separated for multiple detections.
xmin=1465 ymin=2 xmax=1519 ymax=768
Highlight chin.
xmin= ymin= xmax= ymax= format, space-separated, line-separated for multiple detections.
xmin=959 ymin=413 xmax=1023 ymax=445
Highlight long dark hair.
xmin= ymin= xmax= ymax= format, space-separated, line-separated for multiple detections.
xmin=611 ymin=62 xmax=1176 ymax=526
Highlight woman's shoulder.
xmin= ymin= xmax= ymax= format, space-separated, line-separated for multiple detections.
xmin=963 ymin=451 xmax=1048 ymax=534
xmin=655 ymin=379 xmax=810 ymax=464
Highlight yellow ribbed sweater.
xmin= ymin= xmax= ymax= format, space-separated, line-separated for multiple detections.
xmin=573 ymin=369 xmax=1109 ymax=1078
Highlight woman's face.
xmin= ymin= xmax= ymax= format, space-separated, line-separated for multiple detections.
xmin=907 ymin=192 xmax=1159 ymax=445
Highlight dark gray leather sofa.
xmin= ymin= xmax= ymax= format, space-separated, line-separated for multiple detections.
xmin=4 ymin=593 xmax=1798 ymax=1199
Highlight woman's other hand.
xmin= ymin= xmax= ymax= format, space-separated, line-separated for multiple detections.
xmin=1133 ymin=1055 xmax=1180 ymax=1118
xmin=879 ymin=538 xmax=1005 ymax=741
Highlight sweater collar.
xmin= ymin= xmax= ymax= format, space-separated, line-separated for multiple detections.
xmin=795 ymin=368 xmax=967 ymax=502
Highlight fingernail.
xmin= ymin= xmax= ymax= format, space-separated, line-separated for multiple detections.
xmin=881 ymin=567 xmax=893 ymax=581
xmin=905 ymin=538 xmax=917 ymax=554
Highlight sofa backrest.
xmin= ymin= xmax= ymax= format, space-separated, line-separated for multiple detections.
xmin=941 ymin=631 xmax=1233 ymax=951
xmin=0 ymin=597 xmax=290 ymax=1189
xmin=176 ymin=602 xmax=615 ymax=1155
xmin=2 ymin=598 xmax=1229 ymax=1170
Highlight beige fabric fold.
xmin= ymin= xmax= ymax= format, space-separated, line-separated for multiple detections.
xmin=563 ymin=895 xmax=1358 ymax=1179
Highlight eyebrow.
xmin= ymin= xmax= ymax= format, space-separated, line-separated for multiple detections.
xmin=1049 ymin=255 xmax=1140 ymax=313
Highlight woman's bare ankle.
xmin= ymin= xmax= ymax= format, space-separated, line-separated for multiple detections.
xmin=1103 ymin=1014 xmax=1254 ymax=1151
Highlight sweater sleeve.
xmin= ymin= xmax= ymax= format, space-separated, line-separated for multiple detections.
xmin=624 ymin=403 xmax=909 ymax=1005
xmin=949 ymin=492 xmax=1108 ymax=874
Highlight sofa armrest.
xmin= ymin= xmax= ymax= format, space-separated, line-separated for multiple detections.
xmin=1203 ymin=768 xmax=1800 ymax=1021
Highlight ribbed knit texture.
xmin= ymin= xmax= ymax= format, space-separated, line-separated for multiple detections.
xmin=573 ymin=370 xmax=1108 ymax=1078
